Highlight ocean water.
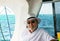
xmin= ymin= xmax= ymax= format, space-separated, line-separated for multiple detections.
xmin=38 ymin=14 xmax=55 ymax=37
xmin=37 ymin=14 xmax=60 ymax=36
xmin=0 ymin=15 xmax=15 ymax=41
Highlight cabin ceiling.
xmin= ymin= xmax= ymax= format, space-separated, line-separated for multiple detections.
xmin=0 ymin=0 xmax=60 ymax=17
xmin=27 ymin=0 xmax=60 ymax=17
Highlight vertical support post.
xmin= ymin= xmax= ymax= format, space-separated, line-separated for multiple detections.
xmin=52 ymin=2 xmax=57 ymax=38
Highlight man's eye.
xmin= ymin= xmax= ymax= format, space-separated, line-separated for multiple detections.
xmin=32 ymin=20 xmax=35 ymax=23
xmin=27 ymin=22 xmax=30 ymax=24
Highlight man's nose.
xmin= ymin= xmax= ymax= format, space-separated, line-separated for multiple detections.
xmin=30 ymin=23 xmax=33 ymax=26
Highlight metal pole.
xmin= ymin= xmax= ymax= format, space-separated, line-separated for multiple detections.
xmin=0 ymin=23 xmax=6 ymax=41
xmin=4 ymin=6 xmax=11 ymax=38
xmin=52 ymin=2 xmax=57 ymax=38
xmin=36 ymin=2 xmax=42 ymax=17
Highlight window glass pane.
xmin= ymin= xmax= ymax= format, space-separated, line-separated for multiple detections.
xmin=37 ymin=3 xmax=55 ymax=37
xmin=0 ymin=6 xmax=15 ymax=41
xmin=55 ymin=2 xmax=60 ymax=32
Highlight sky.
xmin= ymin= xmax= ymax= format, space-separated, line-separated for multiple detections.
xmin=55 ymin=2 xmax=60 ymax=14
xmin=0 ymin=6 xmax=14 ymax=15
xmin=39 ymin=3 xmax=53 ymax=14
xmin=39 ymin=2 xmax=60 ymax=14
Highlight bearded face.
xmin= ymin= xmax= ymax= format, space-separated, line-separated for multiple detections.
xmin=27 ymin=18 xmax=38 ymax=33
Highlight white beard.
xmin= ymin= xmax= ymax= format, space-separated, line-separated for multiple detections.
xmin=27 ymin=27 xmax=37 ymax=32
xmin=27 ymin=27 xmax=32 ymax=30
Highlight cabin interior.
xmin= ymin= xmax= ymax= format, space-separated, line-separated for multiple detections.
xmin=0 ymin=0 xmax=60 ymax=41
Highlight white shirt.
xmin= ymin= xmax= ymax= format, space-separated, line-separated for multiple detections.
xmin=20 ymin=28 xmax=54 ymax=41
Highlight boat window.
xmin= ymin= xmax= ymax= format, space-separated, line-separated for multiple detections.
xmin=0 ymin=6 xmax=15 ymax=41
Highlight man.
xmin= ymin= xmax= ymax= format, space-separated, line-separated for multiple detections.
xmin=20 ymin=17 xmax=55 ymax=41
